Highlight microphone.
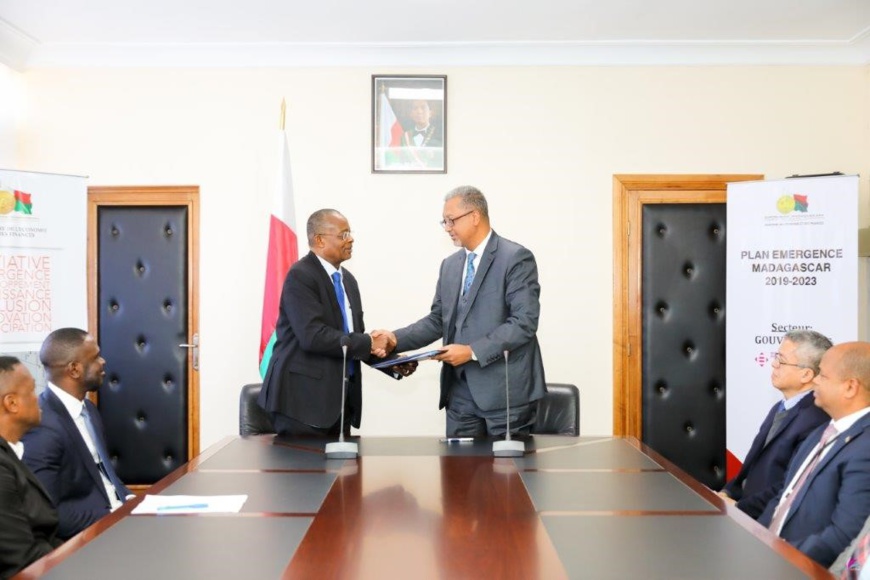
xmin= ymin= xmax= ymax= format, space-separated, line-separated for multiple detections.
xmin=493 ymin=349 xmax=525 ymax=457
xmin=325 ymin=336 xmax=359 ymax=459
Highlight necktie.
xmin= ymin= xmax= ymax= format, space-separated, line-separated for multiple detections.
xmin=331 ymin=272 xmax=353 ymax=376
xmin=462 ymin=252 xmax=476 ymax=296
xmin=843 ymin=532 xmax=870 ymax=579
xmin=81 ymin=405 xmax=124 ymax=501
xmin=768 ymin=423 xmax=838 ymax=534
xmin=331 ymin=272 xmax=350 ymax=333
xmin=764 ymin=403 xmax=789 ymax=446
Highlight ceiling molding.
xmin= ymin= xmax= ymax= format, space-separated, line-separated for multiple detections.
xmin=0 ymin=18 xmax=38 ymax=71
xmin=5 ymin=39 xmax=870 ymax=71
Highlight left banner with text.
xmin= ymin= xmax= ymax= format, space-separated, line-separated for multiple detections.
xmin=0 ymin=169 xmax=87 ymax=387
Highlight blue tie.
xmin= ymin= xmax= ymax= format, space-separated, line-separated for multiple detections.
xmin=331 ymin=272 xmax=353 ymax=376
xmin=81 ymin=404 xmax=124 ymax=502
xmin=462 ymin=252 xmax=476 ymax=296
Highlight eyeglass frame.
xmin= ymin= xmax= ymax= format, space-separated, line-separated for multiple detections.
xmin=439 ymin=210 xmax=475 ymax=229
xmin=771 ymin=352 xmax=809 ymax=370
xmin=316 ymin=231 xmax=353 ymax=241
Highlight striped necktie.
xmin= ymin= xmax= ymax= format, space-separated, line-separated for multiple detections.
xmin=462 ymin=252 xmax=476 ymax=296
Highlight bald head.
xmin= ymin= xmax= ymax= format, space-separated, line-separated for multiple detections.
xmin=813 ymin=342 xmax=870 ymax=419
xmin=834 ymin=342 xmax=870 ymax=392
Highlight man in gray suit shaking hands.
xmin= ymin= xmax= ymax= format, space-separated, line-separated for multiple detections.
xmin=375 ymin=186 xmax=546 ymax=437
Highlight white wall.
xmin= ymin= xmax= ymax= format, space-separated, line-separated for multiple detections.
xmin=15 ymin=65 xmax=870 ymax=449
xmin=0 ymin=62 xmax=24 ymax=168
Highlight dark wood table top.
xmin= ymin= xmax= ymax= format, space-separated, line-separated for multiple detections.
xmin=16 ymin=435 xmax=832 ymax=579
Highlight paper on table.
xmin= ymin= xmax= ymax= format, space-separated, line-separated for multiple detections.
xmin=131 ymin=494 xmax=248 ymax=515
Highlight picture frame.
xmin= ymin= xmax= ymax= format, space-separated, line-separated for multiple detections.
xmin=372 ymin=75 xmax=447 ymax=173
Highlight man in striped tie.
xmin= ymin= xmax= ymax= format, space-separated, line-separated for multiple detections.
xmin=757 ymin=342 xmax=870 ymax=567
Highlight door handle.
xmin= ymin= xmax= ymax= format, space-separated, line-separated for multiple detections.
xmin=179 ymin=333 xmax=199 ymax=371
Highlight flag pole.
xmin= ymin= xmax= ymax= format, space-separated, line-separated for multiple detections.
xmin=280 ymin=99 xmax=286 ymax=130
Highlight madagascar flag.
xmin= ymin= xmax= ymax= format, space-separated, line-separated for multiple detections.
xmin=259 ymin=129 xmax=298 ymax=379
xmin=14 ymin=190 xmax=32 ymax=214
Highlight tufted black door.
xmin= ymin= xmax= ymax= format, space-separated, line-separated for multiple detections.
xmin=98 ymin=206 xmax=188 ymax=484
xmin=89 ymin=186 xmax=199 ymax=487
xmin=642 ymin=204 xmax=726 ymax=488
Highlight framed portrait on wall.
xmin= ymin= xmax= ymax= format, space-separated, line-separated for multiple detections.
xmin=372 ymin=75 xmax=447 ymax=173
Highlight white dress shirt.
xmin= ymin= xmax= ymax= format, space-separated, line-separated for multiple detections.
xmin=47 ymin=382 xmax=123 ymax=510
xmin=316 ymin=255 xmax=355 ymax=333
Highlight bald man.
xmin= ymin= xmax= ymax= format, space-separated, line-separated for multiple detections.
xmin=759 ymin=342 xmax=870 ymax=567
xmin=0 ymin=356 xmax=61 ymax=577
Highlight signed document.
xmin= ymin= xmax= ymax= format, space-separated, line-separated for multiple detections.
xmin=371 ymin=349 xmax=445 ymax=369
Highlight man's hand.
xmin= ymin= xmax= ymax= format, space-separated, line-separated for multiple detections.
xmin=393 ymin=361 xmax=418 ymax=377
xmin=370 ymin=329 xmax=397 ymax=358
xmin=433 ymin=344 xmax=473 ymax=366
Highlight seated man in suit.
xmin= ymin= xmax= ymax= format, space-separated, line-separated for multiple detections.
xmin=758 ymin=341 xmax=870 ymax=567
xmin=22 ymin=328 xmax=132 ymax=540
xmin=0 ymin=356 xmax=61 ymax=578
xmin=718 ymin=330 xmax=831 ymax=518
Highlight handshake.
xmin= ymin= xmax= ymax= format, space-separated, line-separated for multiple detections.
xmin=368 ymin=329 xmax=418 ymax=377
xmin=367 ymin=331 xmax=474 ymax=369
xmin=369 ymin=329 xmax=397 ymax=358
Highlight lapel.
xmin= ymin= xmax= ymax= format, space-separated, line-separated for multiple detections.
xmin=43 ymin=388 xmax=109 ymax=497
xmin=787 ymin=415 xmax=870 ymax=522
xmin=344 ymin=271 xmax=364 ymax=332
xmin=1 ymin=437 xmax=54 ymax=505
xmin=305 ymin=252 xmax=344 ymax=330
xmin=443 ymin=250 xmax=465 ymax=341
xmin=455 ymin=233 xmax=499 ymax=329
xmin=743 ymin=403 xmax=779 ymax=464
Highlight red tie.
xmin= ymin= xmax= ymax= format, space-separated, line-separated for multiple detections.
xmin=769 ymin=423 xmax=838 ymax=534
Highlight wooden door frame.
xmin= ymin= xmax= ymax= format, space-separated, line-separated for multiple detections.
xmin=87 ymin=185 xmax=200 ymax=459
xmin=612 ymin=174 xmax=762 ymax=438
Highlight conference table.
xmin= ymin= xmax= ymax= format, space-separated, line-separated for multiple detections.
xmin=18 ymin=435 xmax=830 ymax=579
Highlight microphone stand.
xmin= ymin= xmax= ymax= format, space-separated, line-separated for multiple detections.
xmin=493 ymin=349 xmax=525 ymax=457
xmin=325 ymin=338 xmax=359 ymax=459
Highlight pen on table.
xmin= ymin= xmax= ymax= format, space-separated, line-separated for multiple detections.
xmin=441 ymin=437 xmax=474 ymax=443
xmin=156 ymin=503 xmax=209 ymax=511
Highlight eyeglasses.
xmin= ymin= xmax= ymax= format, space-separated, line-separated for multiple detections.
xmin=439 ymin=210 xmax=474 ymax=229
xmin=772 ymin=352 xmax=807 ymax=369
xmin=317 ymin=231 xmax=353 ymax=241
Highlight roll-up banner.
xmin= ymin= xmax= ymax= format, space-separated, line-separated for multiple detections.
xmin=725 ymin=175 xmax=858 ymax=475
xmin=0 ymin=169 xmax=87 ymax=382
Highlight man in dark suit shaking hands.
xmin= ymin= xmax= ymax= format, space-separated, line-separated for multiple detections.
xmin=259 ymin=209 xmax=398 ymax=437
xmin=375 ymin=186 xmax=546 ymax=437
xmin=718 ymin=330 xmax=831 ymax=518
xmin=759 ymin=341 xmax=870 ymax=567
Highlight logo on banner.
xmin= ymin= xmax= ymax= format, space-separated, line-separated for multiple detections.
xmin=0 ymin=188 xmax=34 ymax=216
xmin=776 ymin=194 xmax=808 ymax=215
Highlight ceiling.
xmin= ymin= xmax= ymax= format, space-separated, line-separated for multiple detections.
xmin=1 ymin=0 xmax=869 ymax=70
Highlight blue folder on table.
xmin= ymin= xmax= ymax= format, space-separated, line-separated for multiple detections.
xmin=371 ymin=349 xmax=445 ymax=369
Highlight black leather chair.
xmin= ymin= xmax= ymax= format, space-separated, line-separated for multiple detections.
xmin=532 ymin=383 xmax=580 ymax=436
xmin=239 ymin=383 xmax=275 ymax=436
xmin=238 ymin=381 xmax=579 ymax=437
